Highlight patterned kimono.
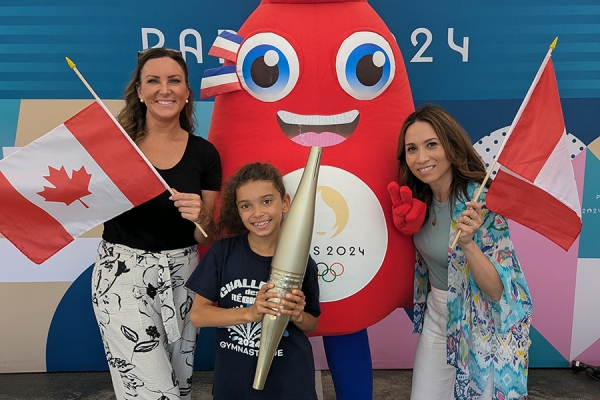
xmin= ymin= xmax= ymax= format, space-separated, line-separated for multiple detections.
xmin=412 ymin=181 xmax=533 ymax=400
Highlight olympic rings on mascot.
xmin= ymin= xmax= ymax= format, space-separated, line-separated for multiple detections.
xmin=317 ymin=261 xmax=345 ymax=282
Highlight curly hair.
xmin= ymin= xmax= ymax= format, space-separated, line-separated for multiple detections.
xmin=395 ymin=104 xmax=488 ymax=222
xmin=117 ymin=48 xmax=196 ymax=143
xmin=217 ymin=162 xmax=287 ymax=236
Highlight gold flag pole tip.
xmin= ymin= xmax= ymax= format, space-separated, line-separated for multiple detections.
xmin=65 ymin=57 xmax=76 ymax=69
xmin=550 ymin=37 xmax=558 ymax=50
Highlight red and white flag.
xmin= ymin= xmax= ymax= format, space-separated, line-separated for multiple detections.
xmin=487 ymin=48 xmax=582 ymax=251
xmin=0 ymin=101 xmax=169 ymax=264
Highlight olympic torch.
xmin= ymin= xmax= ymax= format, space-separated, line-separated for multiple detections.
xmin=252 ymin=146 xmax=322 ymax=390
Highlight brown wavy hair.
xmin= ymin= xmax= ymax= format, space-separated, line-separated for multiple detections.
xmin=396 ymin=104 xmax=489 ymax=222
xmin=117 ymin=48 xmax=195 ymax=143
xmin=217 ymin=162 xmax=287 ymax=236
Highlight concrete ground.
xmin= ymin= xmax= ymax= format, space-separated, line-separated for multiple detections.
xmin=0 ymin=369 xmax=598 ymax=399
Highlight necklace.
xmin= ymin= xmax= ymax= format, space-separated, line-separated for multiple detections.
xmin=432 ymin=200 xmax=448 ymax=226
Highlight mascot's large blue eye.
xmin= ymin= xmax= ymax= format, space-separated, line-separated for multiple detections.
xmin=336 ymin=31 xmax=395 ymax=100
xmin=237 ymin=32 xmax=299 ymax=102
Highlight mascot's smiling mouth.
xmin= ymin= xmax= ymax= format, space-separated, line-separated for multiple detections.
xmin=276 ymin=110 xmax=359 ymax=147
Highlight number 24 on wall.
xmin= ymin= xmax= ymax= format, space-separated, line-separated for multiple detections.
xmin=410 ymin=28 xmax=469 ymax=63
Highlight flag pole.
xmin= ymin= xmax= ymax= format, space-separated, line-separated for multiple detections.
xmin=450 ymin=37 xmax=558 ymax=248
xmin=65 ymin=57 xmax=103 ymax=102
xmin=65 ymin=57 xmax=209 ymax=238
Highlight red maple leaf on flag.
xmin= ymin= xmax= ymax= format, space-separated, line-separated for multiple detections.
xmin=37 ymin=166 xmax=93 ymax=208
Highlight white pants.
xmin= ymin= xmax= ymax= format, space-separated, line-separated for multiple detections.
xmin=92 ymin=241 xmax=199 ymax=400
xmin=411 ymin=287 xmax=493 ymax=400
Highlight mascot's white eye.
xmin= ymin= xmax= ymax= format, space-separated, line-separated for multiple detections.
xmin=236 ymin=32 xmax=299 ymax=102
xmin=336 ymin=31 xmax=395 ymax=100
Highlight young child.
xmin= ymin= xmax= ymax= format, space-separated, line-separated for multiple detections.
xmin=185 ymin=162 xmax=321 ymax=399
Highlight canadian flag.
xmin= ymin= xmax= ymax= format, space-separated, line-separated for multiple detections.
xmin=0 ymin=101 xmax=168 ymax=264
xmin=487 ymin=50 xmax=582 ymax=251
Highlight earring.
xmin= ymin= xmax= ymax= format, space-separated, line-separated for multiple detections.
xmin=139 ymin=98 xmax=144 ymax=103
xmin=185 ymin=99 xmax=189 ymax=103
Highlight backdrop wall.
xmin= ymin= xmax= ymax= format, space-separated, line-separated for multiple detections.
xmin=1 ymin=0 xmax=599 ymax=373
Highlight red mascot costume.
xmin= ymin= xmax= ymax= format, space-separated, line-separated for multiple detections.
xmin=201 ymin=1 xmax=415 ymax=398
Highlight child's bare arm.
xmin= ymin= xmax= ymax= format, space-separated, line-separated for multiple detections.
xmin=189 ymin=284 xmax=280 ymax=328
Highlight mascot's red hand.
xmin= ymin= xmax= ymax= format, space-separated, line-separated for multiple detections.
xmin=387 ymin=182 xmax=427 ymax=236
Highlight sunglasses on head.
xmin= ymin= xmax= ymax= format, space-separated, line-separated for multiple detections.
xmin=137 ymin=48 xmax=182 ymax=58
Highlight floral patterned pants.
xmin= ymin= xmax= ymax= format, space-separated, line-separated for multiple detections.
xmin=92 ymin=240 xmax=199 ymax=400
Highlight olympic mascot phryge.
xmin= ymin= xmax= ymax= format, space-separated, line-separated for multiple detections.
xmin=200 ymin=1 xmax=415 ymax=398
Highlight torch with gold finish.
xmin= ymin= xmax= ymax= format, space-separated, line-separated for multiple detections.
xmin=252 ymin=146 xmax=322 ymax=390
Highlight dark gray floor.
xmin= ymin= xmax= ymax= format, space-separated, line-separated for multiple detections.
xmin=0 ymin=369 xmax=598 ymax=399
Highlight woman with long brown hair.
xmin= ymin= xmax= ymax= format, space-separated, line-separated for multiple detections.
xmin=389 ymin=104 xmax=532 ymax=399
xmin=91 ymin=48 xmax=222 ymax=400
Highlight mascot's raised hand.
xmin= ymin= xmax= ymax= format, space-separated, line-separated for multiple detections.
xmin=387 ymin=182 xmax=426 ymax=235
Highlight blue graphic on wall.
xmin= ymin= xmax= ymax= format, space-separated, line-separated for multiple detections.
xmin=580 ymin=150 xmax=600 ymax=258
xmin=46 ymin=265 xmax=216 ymax=371
xmin=1 ymin=0 xmax=599 ymax=101
xmin=46 ymin=265 xmax=108 ymax=371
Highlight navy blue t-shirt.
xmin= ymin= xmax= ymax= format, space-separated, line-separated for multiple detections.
xmin=186 ymin=234 xmax=320 ymax=400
